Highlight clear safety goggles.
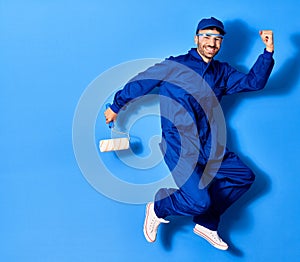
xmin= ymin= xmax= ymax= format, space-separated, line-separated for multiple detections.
xmin=196 ymin=33 xmax=224 ymax=41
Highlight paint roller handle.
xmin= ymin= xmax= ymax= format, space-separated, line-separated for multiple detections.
xmin=105 ymin=103 xmax=114 ymax=128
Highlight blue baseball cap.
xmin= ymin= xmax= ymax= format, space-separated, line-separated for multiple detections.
xmin=196 ymin=17 xmax=226 ymax=35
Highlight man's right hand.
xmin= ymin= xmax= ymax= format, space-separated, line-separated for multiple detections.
xmin=104 ymin=107 xmax=118 ymax=124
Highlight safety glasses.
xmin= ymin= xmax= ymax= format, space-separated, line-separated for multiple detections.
xmin=196 ymin=33 xmax=224 ymax=42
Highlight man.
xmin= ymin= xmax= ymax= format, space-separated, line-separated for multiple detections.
xmin=104 ymin=17 xmax=274 ymax=250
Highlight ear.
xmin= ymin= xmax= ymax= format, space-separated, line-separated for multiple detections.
xmin=194 ymin=35 xmax=198 ymax=45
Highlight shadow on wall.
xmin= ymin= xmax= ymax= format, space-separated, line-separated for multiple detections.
xmin=217 ymin=19 xmax=300 ymax=256
xmin=220 ymin=20 xmax=300 ymax=151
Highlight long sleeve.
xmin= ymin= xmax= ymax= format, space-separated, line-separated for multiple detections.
xmin=224 ymin=49 xmax=275 ymax=95
xmin=110 ymin=61 xmax=168 ymax=113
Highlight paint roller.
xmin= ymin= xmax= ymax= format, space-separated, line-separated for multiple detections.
xmin=99 ymin=104 xmax=130 ymax=152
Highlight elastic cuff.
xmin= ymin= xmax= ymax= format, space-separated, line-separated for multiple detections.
xmin=193 ymin=213 xmax=220 ymax=231
xmin=153 ymin=203 xmax=163 ymax=219
xmin=110 ymin=103 xmax=120 ymax=114
xmin=263 ymin=48 xmax=274 ymax=58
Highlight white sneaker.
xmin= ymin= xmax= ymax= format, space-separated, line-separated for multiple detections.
xmin=143 ymin=202 xmax=169 ymax=242
xmin=193 ymin=224 xmax=228 ymax=250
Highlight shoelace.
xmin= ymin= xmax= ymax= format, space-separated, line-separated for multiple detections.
xmin=207 ymin=231 xmax=226 ymax=245
xmin=148 ymin=216 xmax=169 ymax=233
xmin=148 ymin=217 xmax=161 ymax=233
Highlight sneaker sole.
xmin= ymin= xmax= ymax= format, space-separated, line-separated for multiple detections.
xmin=193 ymin=227 xmax=228 ymax=250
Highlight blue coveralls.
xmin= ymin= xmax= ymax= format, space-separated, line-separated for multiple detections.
xmin=110 ymin=48 xmax=274 ymax=230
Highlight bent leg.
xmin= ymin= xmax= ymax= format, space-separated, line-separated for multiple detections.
xmin=154 ymin=123 xmax=212 ymax=219
xmin=193 ymin=151 xmax=255 ymax=230
xmin=154 ymin=165 xmax=211 ymax=218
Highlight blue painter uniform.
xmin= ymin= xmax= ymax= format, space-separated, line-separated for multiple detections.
xmin=110 ymin=47 xmax=274 ymax=230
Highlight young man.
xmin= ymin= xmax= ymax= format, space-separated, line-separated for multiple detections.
xmin=104 ymin=17 xmax=274 ymax=250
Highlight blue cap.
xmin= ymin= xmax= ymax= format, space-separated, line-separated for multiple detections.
xmin=196 ymin=17 xmax=226 ymax=35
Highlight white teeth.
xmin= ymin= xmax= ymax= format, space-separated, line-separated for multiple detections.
xmin=205 ymin=47 xmax=216 ymax=53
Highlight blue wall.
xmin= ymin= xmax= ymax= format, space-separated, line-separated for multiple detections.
xmin=1 ymin=0 xmax=300 ymax=261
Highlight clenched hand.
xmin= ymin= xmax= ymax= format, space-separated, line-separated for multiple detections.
xmin=260 ymin=30 xmax=274 ymax=53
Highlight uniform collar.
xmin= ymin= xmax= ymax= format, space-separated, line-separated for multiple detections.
xmin=188 ymin=48 xmax=215 ymax=71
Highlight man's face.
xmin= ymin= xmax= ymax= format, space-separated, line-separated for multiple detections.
xmin=194 ymin=28 xmax=223 ymax=62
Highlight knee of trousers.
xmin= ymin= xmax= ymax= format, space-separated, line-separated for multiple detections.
xmin=220 ymin=162 xmax=256 ymax=187
xmin=243 ymin=168 xmax=256 ymax=186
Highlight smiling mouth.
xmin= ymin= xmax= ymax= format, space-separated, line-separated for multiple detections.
xmin=205 ymin=46 xmax=217 ymax=53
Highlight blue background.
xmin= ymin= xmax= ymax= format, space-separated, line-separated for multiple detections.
xmin=1 ymin=0 xmax=300 ymax=261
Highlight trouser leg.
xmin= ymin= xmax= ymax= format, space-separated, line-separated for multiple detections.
xmin=154 ymin=127 xmax=212 ymax=218
xmin=154 ymin=165 xmax=211 ymax=218
xmin=193 ymin=152 xmax=255 ymax=230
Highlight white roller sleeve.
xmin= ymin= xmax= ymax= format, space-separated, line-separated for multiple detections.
xmin=99 ymin=138 xmax=130 ymax=152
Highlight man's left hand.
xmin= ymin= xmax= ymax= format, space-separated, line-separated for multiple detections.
xmin=260 ymin=30 xmax=274 ymax=52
